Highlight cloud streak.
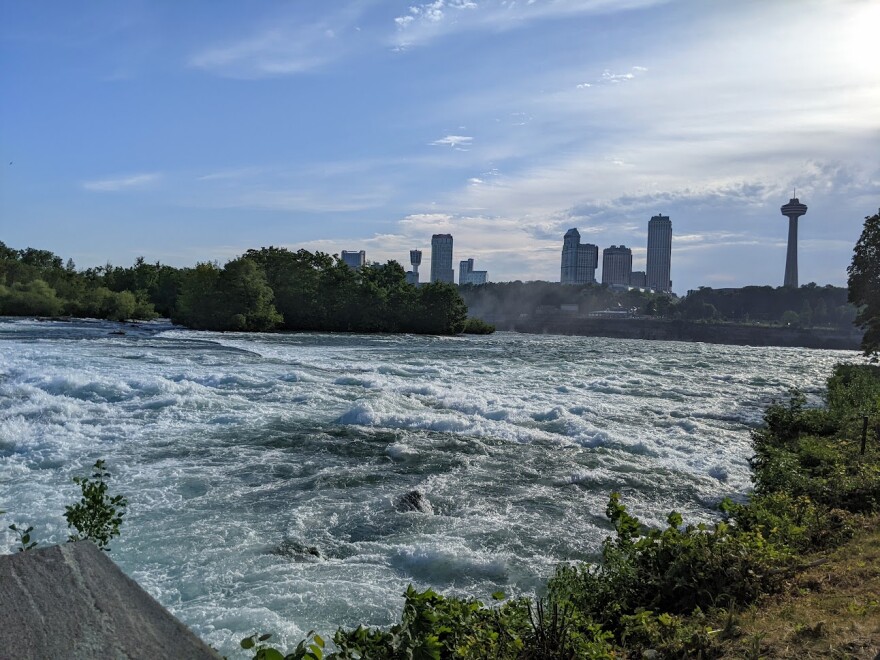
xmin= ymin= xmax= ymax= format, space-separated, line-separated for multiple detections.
xmin=392 ymin=0 xmax=669 ymax=48
xmin=188 ymin=4 xmax=369 ymax=78
xmin=82 ymin=173 xmax=162 ymax=192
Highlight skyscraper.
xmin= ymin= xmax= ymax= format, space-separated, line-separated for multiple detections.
xmin=430 ymin=234 xmax=454 ymax=283
xmin=341 ymin=250 xmax=366 ymax=269
xmin=646 ymin=214 xmax=672 ymax=292
xmin=459 ymin=258 xmax=487 ymax=285
xmin=602 ymin=246 xmax=633 ymax=286
xmin=560 ymin=228 xmax=599 ymax=284
xmin=780 ymin=196 xmax=808 ymax=288
xmin=630 ymin=271 xmax=647 ymax=288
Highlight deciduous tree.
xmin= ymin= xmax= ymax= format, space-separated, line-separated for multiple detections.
xmin=847 ymin=209 xmax=880 ymax=357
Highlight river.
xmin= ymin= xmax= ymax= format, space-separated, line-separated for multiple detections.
xmin=0 ymin=317 xmax=857 ymax=655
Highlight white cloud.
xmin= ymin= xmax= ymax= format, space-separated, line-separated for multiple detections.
xmin=431 ymin=135 xmax=474 ymax=148
xmin=392 ymin=0 xmax=667 ymax=48
xmin=82 ymin=173 xmax=162 ymax=192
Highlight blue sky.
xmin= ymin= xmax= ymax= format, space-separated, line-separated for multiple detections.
xmin=1 ymin=0 xmax=878 ymax=293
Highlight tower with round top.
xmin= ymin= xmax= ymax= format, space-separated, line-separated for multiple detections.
xmin=780 ymin=196 xmax=807 ymax=288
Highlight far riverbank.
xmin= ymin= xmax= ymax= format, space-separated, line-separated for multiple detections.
xmin=490 ymin=315 xmax=863 ymax=350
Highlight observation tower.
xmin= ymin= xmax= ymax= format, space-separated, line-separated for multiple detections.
xmin=780 ymin=195 xmax=807 ymax=288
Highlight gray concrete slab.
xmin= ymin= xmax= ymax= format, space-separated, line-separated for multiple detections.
xmin=0 ymin=541 xmax=222 ymax=660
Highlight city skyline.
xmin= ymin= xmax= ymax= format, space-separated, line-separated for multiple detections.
xmin=1 ymin=1 xmax=878 ymax=293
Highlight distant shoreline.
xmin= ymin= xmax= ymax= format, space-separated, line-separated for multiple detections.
xmin=495 ymin=316 xmax=863 ymax=351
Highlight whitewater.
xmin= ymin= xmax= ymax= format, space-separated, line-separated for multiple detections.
xmin=0 ymin=318 xmax=856 ymax=655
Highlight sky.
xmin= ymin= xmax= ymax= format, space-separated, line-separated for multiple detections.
xmin=1 ymin=0 xmax=878 ymax=294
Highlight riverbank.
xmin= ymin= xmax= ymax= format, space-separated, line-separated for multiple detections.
xmin=496 ymin=316 xmax=864 ymax=350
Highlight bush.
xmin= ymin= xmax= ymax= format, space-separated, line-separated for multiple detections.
xmin=549 ymin=494 xmax=792 ymax=626
xmin=0 ymin=279 xmax=64 ymax=316
xmin=461 ymin=318 xmax=496 ymax=334
xmin=64 ymin=460 xmax=128 ymax=551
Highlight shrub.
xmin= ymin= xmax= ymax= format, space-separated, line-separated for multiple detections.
xmin=461 ymin=318 xmax=496 ymax=334
xmin=64 ymin=460 xmax=128 ymax=551
xmin=549 ymin=494 xmax=792 ymax=627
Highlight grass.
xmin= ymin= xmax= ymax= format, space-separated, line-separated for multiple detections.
xmin=720 ymin=517 xmax=880 ymax=659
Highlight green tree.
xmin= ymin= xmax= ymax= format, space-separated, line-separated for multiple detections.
xmin=218 ymin=258 xmax=283 ymax=331
xmin=174 ymin=263 xmax=223 ymax=329
xmin=413 ymin=282 xmax=468 ymax=334
xmin=848 ymin=209 xmax=880 ymax=357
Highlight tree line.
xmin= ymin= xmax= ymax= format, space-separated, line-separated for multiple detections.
xmin=0 ymin=243 xmax=469 ymax=335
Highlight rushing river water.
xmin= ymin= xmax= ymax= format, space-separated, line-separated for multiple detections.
xmin=0 ymin=318 xmax=858 ymax=655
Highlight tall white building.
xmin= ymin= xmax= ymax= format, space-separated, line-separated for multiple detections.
xmin=341 ymin=250 xmax=366 ymax=269
xmin=560 ymin=228 xmax=599 ymax=284
xmin=430 ymin=234 xmax=454 ymax=283
xmin=602 ymin=245 xmax=632 ymax=286
xmin=646 ymin=214 xmax=672 ymax=292
xmin=459 ymin=258 xmax=487 ymax=285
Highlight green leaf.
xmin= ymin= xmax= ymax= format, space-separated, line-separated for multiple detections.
xmin=257 ymin=649 xmax=284 ymax=660
xmin=313 ymin=634 xmax=325 ymax=647
xmin=491 ymin=591 xmax=505 ymax=601
xmin=258 ymin=633 xmax=272 ymax=642
xmin=240 ymin=636 xmax=255 ymax=649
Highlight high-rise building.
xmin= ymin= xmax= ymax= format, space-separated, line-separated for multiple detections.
xmin=560 ymin=228 xmax=599 ymax=284
xmin=459 ymin=258 xmax=488 ymax=285
xmin=341 ymin=250 xmax=366 ymax=269
xmin=602 ymin=245 xmax=633 ymax=287
xmin=646 ymin=214 xmax=672 ymax=292
xmin=406 ymin=249 xmax=422 ymax=285
xmin=780 ymin=197 xmax=808 ymax=288
xmin=630 ymin=270 xmax=647 ymax=288
xmin=430 ymin=234 xmax=454 ymax=283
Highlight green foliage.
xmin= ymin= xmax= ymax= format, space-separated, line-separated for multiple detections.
xmin=0 ymin=244 xmax=159 ymax=321
xmin=461 ymin=318 xmax=496 ymax=334
xmin=826 ymin=363 xmax=880 ymax=417
xmin=412 ymin=283 xmax=468 ymax=335
xmin=64 ymin=460 xmax=128 ymax=551
xmin=169 ymin=248 xmax=468 ymax=335
xmin=682 ymin=285 xmax=854 ymax=326
xmin=750 ymin=374 xmax=880 ymax=513
xmin=0 ymin=279 xmax=64 ymax=316
xmin=847 ymin=209 xmax=880 ymax=357
xmin=720 ymin=492 xmax=852 ymax=552
xmin=241 ymin=632 xmax=325 ymax=660
xmin=550 ymin=494 xmax=792 ymax=628
xmin=618 ymin=609 xmax=713 ymax=657
xmin=8 ymin=523 xmax=37 ymax=552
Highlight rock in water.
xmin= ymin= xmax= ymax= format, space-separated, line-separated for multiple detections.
xmin=395 ymin=490 xmax=433 ymax=514
xmin=268 ymin=540 xmax=321 ymax=561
